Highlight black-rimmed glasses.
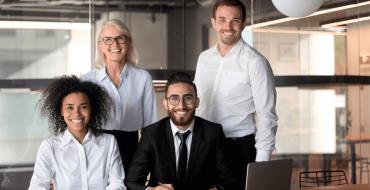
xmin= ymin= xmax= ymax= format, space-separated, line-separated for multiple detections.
xmin=101 ymin=35 xmax=129 ymax=45
xmin=166 ymin=95 xmax=196 ymax=106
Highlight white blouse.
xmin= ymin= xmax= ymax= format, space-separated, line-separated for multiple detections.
xmin=82 ymin=64 xmax=157 ymax=131
xmin=29 ymin=129 xmax=126 ymax=190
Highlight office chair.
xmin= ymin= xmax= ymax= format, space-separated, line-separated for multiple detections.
xmin=299 ymin=170 xmax=348 ymax=187
xmin=360 ymin=158 xmax=370 ymax=184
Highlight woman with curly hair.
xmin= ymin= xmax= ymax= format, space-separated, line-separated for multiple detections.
xmin=29 ymin=75 xmax=126 ymax=190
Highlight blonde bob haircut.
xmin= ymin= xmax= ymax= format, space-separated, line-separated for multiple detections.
xmin=96 ymin=19 xmax=139 ymax=67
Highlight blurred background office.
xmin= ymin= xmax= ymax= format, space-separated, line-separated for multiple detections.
xmin=1 ymin=0 xmax=370 ymax=189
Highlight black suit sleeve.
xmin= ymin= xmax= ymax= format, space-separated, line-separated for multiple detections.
xmin=215 ymin=125 xmax=236 ymax=190
xmin=126 ymin=128 xmax=152 ymax=190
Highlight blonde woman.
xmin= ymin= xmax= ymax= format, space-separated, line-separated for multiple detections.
xmin=82 ymin=19 xmax=157 ymax=172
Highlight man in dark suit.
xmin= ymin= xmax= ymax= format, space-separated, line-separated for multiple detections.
xmin=126 ymin=72 xmax=235 ymax=190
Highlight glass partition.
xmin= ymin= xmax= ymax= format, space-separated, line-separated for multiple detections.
xmin=0 ymin=91 xmax=47 ymax=165
xmin=249 ymin=0 xmax=370 ymax=186
xmin=1 ymin=0 xmax=370 ymax=188
xmin=0 ymin=24 xmax=91 ymax=79
xmin=0 ymin=2 xmax=92 ymax=189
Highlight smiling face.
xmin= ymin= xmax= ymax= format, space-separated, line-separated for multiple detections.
xmin=60 ymin=92 xmax=91 ymax=139
xmin=99 ymin=25 xmax=130 ymax=65
xmin=163 ymin=82 xmax=199 ymax=130
xmin=212 ymin=5 xmax=246 ymax=47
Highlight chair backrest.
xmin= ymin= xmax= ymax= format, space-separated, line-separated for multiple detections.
xmin=0 ymin=170 xmax=34 ymax=189
xmin=299 ymin=170 xmax=348 ymax=187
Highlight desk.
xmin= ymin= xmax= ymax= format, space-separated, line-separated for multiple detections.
xmin=292 ymin=184 xmax=370 ymax=190
xmin=346 ymin=134 xmax=370 ymax=184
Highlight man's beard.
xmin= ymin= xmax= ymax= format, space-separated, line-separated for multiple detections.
xmin=168 ymin=109 xmax=195 ymax=127
xmin=219 ymin=30 xmax=240 ymax=45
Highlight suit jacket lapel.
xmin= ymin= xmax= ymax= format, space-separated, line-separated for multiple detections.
xmin=187 ymin=117 xmax=203 ymax=177
xmin=164 ymin=118 xmax=177 ymax=182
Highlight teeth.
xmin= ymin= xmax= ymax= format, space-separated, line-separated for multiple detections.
xmin=176 ymin=111 xmax=187 ymax=115
xmin=223 ymin=32 xmax=233 ymax=36
xmin=111 ymin=49 xmax=121 ymax=53
xmin=72 ymin=119 xmax=82 ymax=123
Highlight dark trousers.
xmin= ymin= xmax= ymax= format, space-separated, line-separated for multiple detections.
xmin=101 ymin=129 xmax=138 ymax=174
xmin=225 ymin=134 xmax=256 ymax=190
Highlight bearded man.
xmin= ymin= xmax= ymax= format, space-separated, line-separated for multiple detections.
xmin=126 ymin=72 xmax=234 ymax=190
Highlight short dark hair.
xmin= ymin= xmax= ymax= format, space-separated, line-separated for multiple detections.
xmin=39 ymin=75 xmax=111 ymax=136
xmin=165 ymin=72 xmax=197 ymax=97
xmin=213 ymin=0 xmax=246 ymax=22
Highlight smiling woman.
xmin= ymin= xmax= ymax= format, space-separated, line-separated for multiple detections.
xmin=28 ymin=75 xmax=126 ymax=190
xmin=82 ymin=19 xmax=157 ymax=174
xmin=38 ymin=75 xmax=110 ymax=136
xmin=60 ymin=92 xmax=91 ymax=143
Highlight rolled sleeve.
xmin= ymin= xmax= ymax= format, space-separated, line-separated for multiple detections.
xmin=250 ymin=56 xmax=278 ymax=160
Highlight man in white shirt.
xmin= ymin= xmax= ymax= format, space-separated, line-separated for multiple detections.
xmin=194 ymin=0 xmax=278 ymax=189
xmin=126 ymin=72 xmax=234 ymax=190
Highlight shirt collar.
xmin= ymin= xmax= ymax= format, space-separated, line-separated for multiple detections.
xmin=212 ymin=38 xmax=244 ymax=57
xmin=170 ymin=119 xmax=194 ymax=137
xmin=61 ymin=129 xmax=96 ymax=147
xmin=96 ymin=64 xmax=131 ymax=81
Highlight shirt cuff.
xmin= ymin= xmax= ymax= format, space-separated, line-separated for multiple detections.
xmin=255 ymin=149 xmax=271 ymax=161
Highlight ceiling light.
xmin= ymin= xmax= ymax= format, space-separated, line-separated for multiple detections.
xmin=321 ymin=16 xmax=370 ymax=28
xmin=245 ymin=1 xmax=370 ymax=30
xmin=272 ymin=0 xmax=324 ymax=18
xmin=0 ymin=21 xmax=89 ymax=30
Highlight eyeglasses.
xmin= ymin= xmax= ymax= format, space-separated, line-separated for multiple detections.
xmin=166 ymin=95 xmax=196 ymax=106
xmin=101 ymin=35 xmax=129 ymax=45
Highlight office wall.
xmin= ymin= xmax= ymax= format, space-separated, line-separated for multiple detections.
xmin=347 ymin=20 xmax=370 ymax=159
xmin=168 ymin=4 xmax=212 ymax=70
xmin=98 ymin=7 xmax=208 ymax=71
xmin=97 ymin=12 xmax=168 ymax=70
xmin=347 ymin=20 xmax=370 ymax=76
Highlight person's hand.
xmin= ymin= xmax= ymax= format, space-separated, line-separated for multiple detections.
xmin=150 ymin=183 xmax=174 ymax=190
xmin=208 ymin=188 xmax=217 ymax=190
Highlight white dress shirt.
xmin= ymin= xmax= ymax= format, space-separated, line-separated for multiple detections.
xmin=82 ymin=64 xmax=157 ymax=131
xmin=170 ymin=119 xmax=194 ymax=170
xmin=194 ymin=39 xmax=278 ymax=161
xmin=29 ymin=129 xmax=126 ymax=190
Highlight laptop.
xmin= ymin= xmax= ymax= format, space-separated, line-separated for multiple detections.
xmin=245 ymin=159 xmax=293 ymax=190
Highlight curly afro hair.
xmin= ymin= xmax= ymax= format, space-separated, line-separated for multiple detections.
xmin=39 ymin=75 xmax=111 ymax=136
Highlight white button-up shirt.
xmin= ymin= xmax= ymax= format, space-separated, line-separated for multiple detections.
xmin=82 ymin=64 xmax=157 ymax=131
xmin=29 ymin=130 xmax=126 ymax=190
xmin=194 ymin=39 xmax=278 ymax=161
xmin=170 ymin=119 xmax=194 ymax=170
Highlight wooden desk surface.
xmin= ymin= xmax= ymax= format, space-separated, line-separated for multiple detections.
xmin=292 ymin=184 xmax=370 ymax=190
xmin=346 ymin=134 xmax=370 ymax=143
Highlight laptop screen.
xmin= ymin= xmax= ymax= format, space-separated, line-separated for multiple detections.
xmin=245 ymin=159 xmax=293 ymax=190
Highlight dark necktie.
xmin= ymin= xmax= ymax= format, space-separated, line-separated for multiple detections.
xmin=176 ymin=130 xmax=191 ymax=187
